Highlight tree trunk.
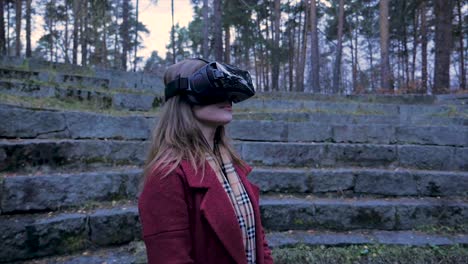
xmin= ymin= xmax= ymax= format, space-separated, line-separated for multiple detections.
xmin=271 ymin=0 xmax=280 ymax=91
xmin=309 ymin=0 xmax=319 ymax=93
xmin=213 ymin=0 xmax=223 ymax=61
xmin=15 ymin=0 xmax=21 ymax=56
xmin=133 ymin=0 xmax=139 ymax=71
xmin=6 ymin=1 xmax=10 ymax=54
xmin=64 ymin=1 xmax=70 ymax=63
xmin=25 ymin=0 xmax=32 ymax=57
xmin=121 ymin=0 xmax=130 ymax=69
xmin=456 ymin=0 xmax=466 ymax=90
xmin=433 ymin=0 xmax=453 ymax=93
xmin=202 ymin=0 xmax=209 ymax=59
xmin=224 ymin=25 xmax=230 ymax=64
xmin=0 ymin=0 xmax=6 ymax=55
xmin=411 ymin=8 xmax=418 ymax=84
xmin=72 ymin=0 xmax=80 ymax=64
xmin=420 ymin=1 xmax=427 ymax=92
xmin=333 ymin=0 xmax=344 ymax=94
xmin=379 ymin=0 xmax=392 ymax=91
xmin=81 ymin=0 xmax=88 ymax=66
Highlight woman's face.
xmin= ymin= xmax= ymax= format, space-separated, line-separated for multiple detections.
xmin=192 ymin=101 xmax=233 ymax=127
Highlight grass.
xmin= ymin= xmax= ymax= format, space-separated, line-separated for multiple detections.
xmin=272 ymin=244 xmax=468 ymax=264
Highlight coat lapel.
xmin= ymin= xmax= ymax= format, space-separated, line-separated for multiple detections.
xmin=181 ymin=161 xmax=247 ymax=264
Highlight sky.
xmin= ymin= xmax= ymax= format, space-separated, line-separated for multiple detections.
xmin=138 ymin=0 xmax=194 ymax=59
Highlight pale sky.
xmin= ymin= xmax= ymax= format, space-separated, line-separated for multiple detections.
xmin=139 ymin=0 xmax=194 ymax=59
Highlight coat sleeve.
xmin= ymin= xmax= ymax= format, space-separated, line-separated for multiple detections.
xmin=138 ymin=167 xmax=194 ymax=264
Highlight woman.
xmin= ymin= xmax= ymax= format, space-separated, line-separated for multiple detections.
xmin=138 ymin=58 xmax=274 ymax=264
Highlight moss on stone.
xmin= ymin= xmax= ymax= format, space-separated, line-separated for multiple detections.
xmin=272 ymin=244 xmax=468 ymax=264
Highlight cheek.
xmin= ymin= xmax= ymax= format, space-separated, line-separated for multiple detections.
xmin=193 ymin=107 xmax=232 ymax=125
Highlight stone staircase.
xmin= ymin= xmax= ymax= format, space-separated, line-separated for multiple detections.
xmin=0 ymin=60 xmax=467 ymax=263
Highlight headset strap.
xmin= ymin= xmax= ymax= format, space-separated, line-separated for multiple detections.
xmin=165 ymin=76 xmax=190 ymax=101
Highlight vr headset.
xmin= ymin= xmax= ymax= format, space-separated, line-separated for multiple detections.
xmin=165 ymin=59 xmax=255 ymax=105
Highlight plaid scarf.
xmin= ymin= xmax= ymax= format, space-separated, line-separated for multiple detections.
xmin=206 ymin=146 xmax=257 ymax=264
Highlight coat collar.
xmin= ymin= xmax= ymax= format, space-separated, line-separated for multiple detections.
xmin=180 ymin=160 xmax=253 ymax=264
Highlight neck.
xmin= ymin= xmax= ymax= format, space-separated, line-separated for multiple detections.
xmin=198 ymin=122 xmax=217 ymax=150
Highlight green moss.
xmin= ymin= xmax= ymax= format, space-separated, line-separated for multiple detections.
xmin=62 ymin=235 xmax=89 ymax=252
xmin=272 ymin=244 xmax=468 ymax=264
xmin=414 ymin=224 xmax=468 ymax=235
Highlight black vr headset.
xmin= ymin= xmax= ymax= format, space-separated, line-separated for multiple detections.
xmin=165 ymin=59 xmax=255 ymax=105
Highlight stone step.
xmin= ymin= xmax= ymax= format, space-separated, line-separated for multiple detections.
xmin=255 ymin=92 xmax=439 ymax=105
xmin=1 ymin=197 xmax=466 ymax=262
xmin=0 ymin=80 xmax=163 ymax=111
xmin=0 ymin=57 xmax=165 ymax=92
xmin=1 ymin=139 xmax=466 ymax=173
xmin=0 ymin=203 xmax=140 ymax=263
xmin=260 ymin=195 xmax=467 ymax=232
xmin=240 ymin=141 xmax=468 ymax=171
xmin=236 ymin=98 xmax=468 ymax=118
xmin=2 ymin=104 xmax=467 ymax=146
xmin=0 ymin=67 xmax=110 ymax=90
xmin=229 ymin=120 xmax=468 ymax=146
xmin=2 ymin=167 xmax=467 ymax=215
xmin=18 ymin=230 xmax=468 ymax=264
xmin=267 ymin=230 xmax=468 ymax=247
xmin=250 ymin=167 xmax=468 ymax=197
xmin=0 ymin=167 xmax=141 ymax=214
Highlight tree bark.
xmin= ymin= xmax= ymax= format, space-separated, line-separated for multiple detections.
xmin=121 ymin=0 xmax=130 ymax=69
xmin=202 ymin=0 xmax=209 ymax=59
xmin=456 ymin=0 xmax=466 ymax=90
xmin=433 ymin=0 xmax=453 ymax=93
xmin=72 ymin=0 xmax=80 ymax=64
xmin=25 ymin=0 xmax=32 ymax=57
xmin=15 ymin=0 xmax=21 ymax=56
xmin=213 ymin=0 xmax=223 ymax=61
xmin=333 ymin=0 xmax=344 ymax=94
xmin=420 ymin=1 xmax=427 ymax=92
xmin=379 ymin=0 xmax=392 ymax=91
xmin=309 ymin=0 xmax=320 ymax=93
xmin=133 ymin=0 xmax=139 ymax=71
xmin=224 ymin=25 xmax=230 ymax=64
xmin=81 ymin=0 xmax=88 ymax=66
xmin=271 ymin=0 xmax=281 ymax=91
xmin=0 ymin=0 xmax=5 ymax=55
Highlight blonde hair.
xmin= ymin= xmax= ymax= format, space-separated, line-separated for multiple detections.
xmin=142 ymin=59 xmax=244 ymax=184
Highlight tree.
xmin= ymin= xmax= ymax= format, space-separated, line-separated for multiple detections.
xmin=72 ymin=0 xmax=80 ymax=64
xmin=15 ymin=0 xmax=22 ymax=56
xmin=309 ymin=0 xmax=320 ymax=93
xmin=0 ymin=0 xmax=6 ymax=55
xmin=379 ymin=0 xmax=392 ymax=91
xmin=25 ymin=0 xmax=32 ymax=57
xmin=433 ymin=0 xmax=453 ymax=93
xmin=121 ymin=0 xmax=130 ymax=69
xmin=202 ymin=0 xmax=209 ymax=58
xmin=420 ymin=0 xmax=428 ymax=92
xmin=213 ymin=0 xmax=222 ymax=61
xmin=456 ymin=0 xmax=466 ymax=90
xmin=271 ymin=0 xmax=281 ymax=91
xmin=332 ymin=0 xmax=344 ymax=93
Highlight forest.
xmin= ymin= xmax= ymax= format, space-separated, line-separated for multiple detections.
xmin=2 ymin=0 xmax=467 ymax=94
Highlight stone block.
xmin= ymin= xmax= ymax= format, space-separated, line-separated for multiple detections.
xmin=0 ymin=105 xmax=67 ymax=138
xmin=241 ymin=142 xmax=325 ymax=167
xmin=0 ymin=213 xmax=89 ymax=262
xmin=228 ymin=120 xmax=288 ymax=141
xmin=354 ymin=170 xmax=418 ymax=196
xmin=287 ymin=123 xmax=333 ymax=142
xmin=309 ymin=169 xmax=355 ymax=193
xmin=1 ymin=170 xmax=137 ymax=213
xmin=89 ymin=207 xmax=141 ymax=246
xmin=249 ymin=168 xmax=310 ymax=193
xmin=112 ymin=93 xmax=155 ymax=111
xmin=65 ymin=112 xmax=155 ymax=140
xmin=326 ymin=143 xmax=397 ymax=168
xmin=333 ymin=124 xmax=396 ymax=144
xmin=396 ymin=126 xmax=468 ymax=146
xmin=398 ymin=145 xmax=455 ymax=170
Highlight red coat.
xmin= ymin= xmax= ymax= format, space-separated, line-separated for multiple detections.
xmin=138 ymin=160 xmax=274 ymax=264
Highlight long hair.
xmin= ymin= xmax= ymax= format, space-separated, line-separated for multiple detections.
xmin=142 ymin=59 xmax=245 ymax=184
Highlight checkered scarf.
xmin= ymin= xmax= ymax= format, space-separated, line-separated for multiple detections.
xmin=206 ymin=146 xmax=257 ymax=264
